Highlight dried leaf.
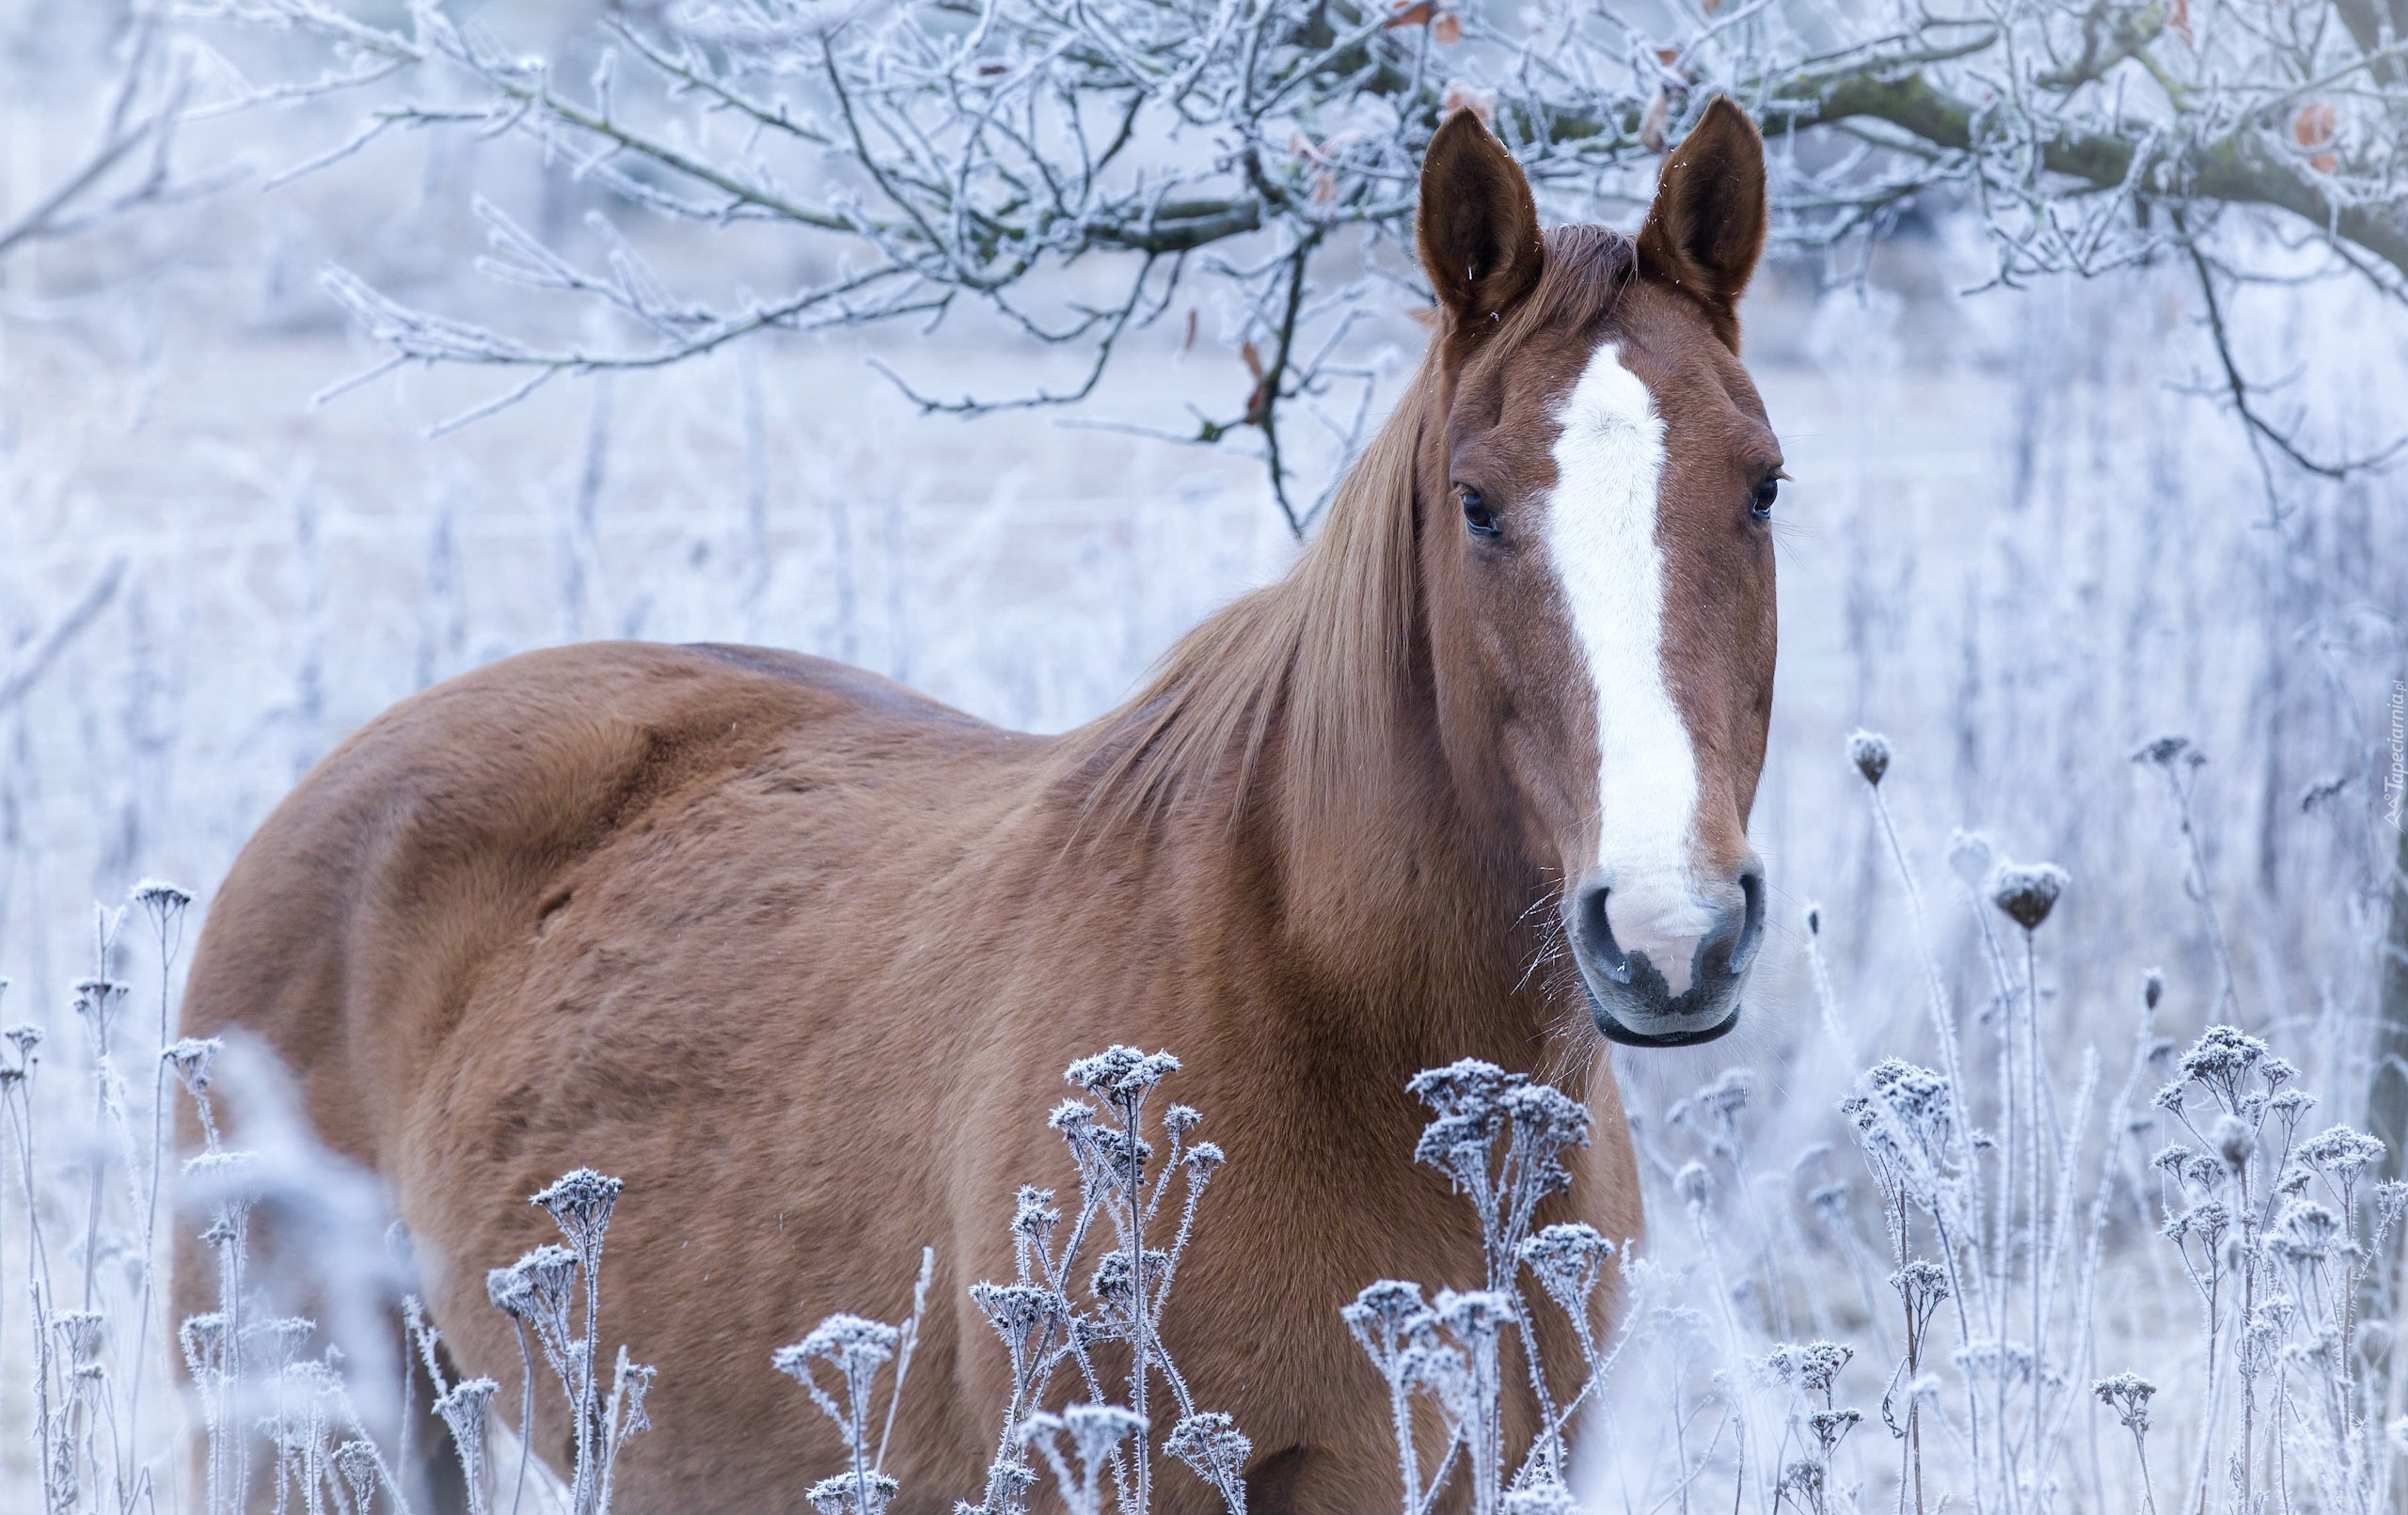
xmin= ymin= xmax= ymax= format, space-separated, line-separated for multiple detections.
xmin=1433 ymin=11 xmax=1461 ymax=44
xmin=1385 ymin=0 xmax=1434 ymax=27
xmin=1640 ymin=88 xmax=1670 ymax=153
xmin=1181 ymin=308 xmax=1197 ymax=353
xmin=1440 ymin=79 xmax=1495 ymax=125
xmin=1240 ymin=341 xmax=1262 ymax=382
xmin=2292 ymin=101 xmax=2337 ymax=149
xmin=2292 ymin=102 xmax=2339 ymax=172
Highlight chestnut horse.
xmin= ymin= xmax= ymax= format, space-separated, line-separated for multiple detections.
xmin=181 ymin=103 xmax=1780 ymax=1512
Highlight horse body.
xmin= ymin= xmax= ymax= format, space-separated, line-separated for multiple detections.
xmin=184 ymin=637 xmax=1608 ymax=1511
xmin=182 ymin=103 xmax=1780 ymax=1513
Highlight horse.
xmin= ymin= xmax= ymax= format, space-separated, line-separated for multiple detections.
xmin=179 ymin=100 xmax=1781 ymax=1513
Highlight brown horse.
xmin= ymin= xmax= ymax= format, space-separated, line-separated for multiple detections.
xmin=180 ymin=102 xmax=1780 ymax=1513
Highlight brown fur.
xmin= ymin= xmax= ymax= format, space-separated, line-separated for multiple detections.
xmin=179 ymin=109 xmax=1779 ymax=1514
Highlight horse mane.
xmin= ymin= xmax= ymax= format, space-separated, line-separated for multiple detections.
xmin=1067 ymin=225 xmax=1639 ymax=856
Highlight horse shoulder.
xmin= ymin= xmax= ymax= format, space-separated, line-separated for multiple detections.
xmin=178 ymin=639 xmax=1006 ymax=1167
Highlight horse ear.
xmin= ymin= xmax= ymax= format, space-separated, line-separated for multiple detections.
xmin=1637 ymin=96 xmax=1766 ymax=350
xmin=1417 ymin=110 xmax=1544 ymax=331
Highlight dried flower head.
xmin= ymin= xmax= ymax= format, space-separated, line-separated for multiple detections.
xmin=2210 ymin=1114 xmax=2256 ymax=1170
xmin=1164 ymin=1411 xmax=1252 ymax=1504
xmin=1673 ymin=1160 xmax=1714 ymax=1209
xmin=1432 ymin=1288 xmax=1515 ymax=1352
xmin=1947 ymin=829 xmax=1994 ymax=888
xmin=2299 ymin=1125 xmax=2384 ymax=1180
xmin=1047 ymin=1099 xmax=1098 ymax=1139
xmin=494 ymin=1244 xmax=578 ymax=1336
xmin=1088 ymin=1248 xmax=1170 ymax=1309
xmin=1989 ymin=862 xmax=2068 ymax=931
xmin=1693 ymin=1067 xmax=1752 ymax=1124
xmin=2269 ymin=1089 xmax=2316 ymax=1121
xmin=2374 ymin=1180 xmax=2408 ymax=1230
xmin=2178 ymin=1025 xmax=2269 ymax=1108
xmin=970 ymin=1281 xmax=1061 ymax=1343
xmin=1065 ymin=1045 xmax=1180 ymax=1100
xmin=1890 ymin=1259 xmax=1951 ymax=1310
xmin=2093 ymin=1372 xmax=2155 ymax=1432
xmin=54 ymin=1310 xmax=106 ymax=1370
xmin=1346 ymin=1279 xmax=1430 ymax=1334
xmin=780 ymin=1313 xmax=902 ymax=1383
xmin=2267 ymin=1200 xmax=2345 ymax=1266
xmin=1796 ymin=1341 xmax=1853 ymax=1396
xmin=485 ymin=1264 xmax=532 ymax=1318
xmin=531 ymin=1168 xmax=625 ymax=1253
xmin=1022 ymin=1401 xmax=1148 ymax=1509
xmin=2161 ymin=1200 xmax=2231 ymax=1251
xmin=1502 ymin=1479 xmax=1580 ymax=1515
xmin=163 ymin=1035 xmax=220 ymax=1092
xmin=1846 ymin=730 xmax=1891 ymax=786
xmin=132 ymin=878 xmax=195 ymax=912
xmin=435 ymin=1375 xmax=499 ymax=1435
xmin=807 ymin=1471 xmax=898 ymax=1515
xmin=1011 ymin=1186 xmax=1060 ymax=1246
xmin=1519 ymin=1223 xmax=1614 ymax=1295
xmin=1809 ymin=1407 xmax=1861 ymax=1456
xmin=332 ymin=1442 xmax=383 ymax=1508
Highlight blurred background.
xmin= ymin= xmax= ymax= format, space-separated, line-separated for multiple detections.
xmin=4 ymin=0 xmax=2406 ymax=1508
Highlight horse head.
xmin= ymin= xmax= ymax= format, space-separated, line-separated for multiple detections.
xmin=1412 ymin=102 xmax=1779 ymax=1049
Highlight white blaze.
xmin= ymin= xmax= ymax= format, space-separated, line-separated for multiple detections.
xmin=1544 ymin=341 xmax=1712 ymax=995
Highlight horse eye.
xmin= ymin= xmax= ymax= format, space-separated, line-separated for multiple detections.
xmin=1461 ymin=486 xmax=1499 ymax=537
xmin=1750 ymin=477 xmax=1779 ymax=520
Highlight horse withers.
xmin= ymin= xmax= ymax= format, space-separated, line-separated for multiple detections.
xmin=180 ymin=100 xmax=1781 ymax=1513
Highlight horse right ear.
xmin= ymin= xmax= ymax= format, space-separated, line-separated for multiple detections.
xmin=1417 ymin=111 xmax=1544 ymax=332
xmin=1636 ymin=96 xmax=1766 ymax=351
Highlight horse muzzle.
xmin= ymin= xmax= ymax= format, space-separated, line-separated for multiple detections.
xmin=1565 ymin=866 xmax=1764 ymax=1048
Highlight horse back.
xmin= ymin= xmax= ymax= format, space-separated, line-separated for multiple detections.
xmin=177 ymin=639 xmax=1013 ymax=1170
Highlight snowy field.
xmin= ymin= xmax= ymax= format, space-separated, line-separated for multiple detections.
xmin=5 ymin=3 xmax=2408 ymax=1511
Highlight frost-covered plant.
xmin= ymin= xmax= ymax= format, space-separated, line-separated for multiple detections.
xmin=1760 ymin=1341 xmax=1861 ymax=1515
xmin=1020 ymin=1404 xmax=1147 ymax=1515
xmin=776 ymin=1315 xmax=904 ymax=1515
xmin=407 ymin=1296 xmax=501 ymax=1515
xmin=1345 ymin=1060 xmax=1636 ymax=1515
xmin=2092 ymin=1373 xmax=2159 ymax=1515
xmin=1579 ymin=727 xmax=2408 ymax=1515
xmin=782 ymin=1045 xmax=1242 ymax=1515
xmin=481 ymin=1170 xmax=656 ymax=1515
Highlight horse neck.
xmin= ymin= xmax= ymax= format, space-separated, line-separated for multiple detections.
xmin=1062 ymin=359 xmax=1567 ymax=1070
xmin=1193 ymin=400 xmax=1561 ymax=1069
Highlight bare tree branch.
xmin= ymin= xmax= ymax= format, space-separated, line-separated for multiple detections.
xmin=0 ymin=11 xmax=213 ymax=261
xmin=187 ymin=0 xmax=2408 ymax=529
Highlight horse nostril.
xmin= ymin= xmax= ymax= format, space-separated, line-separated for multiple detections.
xmin=1727 ymin=870 xmax=1766 ymax=977
xmin=1573 ymin=881 xmax=1631 ymax=985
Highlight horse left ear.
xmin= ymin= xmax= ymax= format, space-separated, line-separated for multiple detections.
xmin=1417 ymin=110 xmax=1545 ymax=332
xmin=1638 ymin=96 xmax=1767 ymax=351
